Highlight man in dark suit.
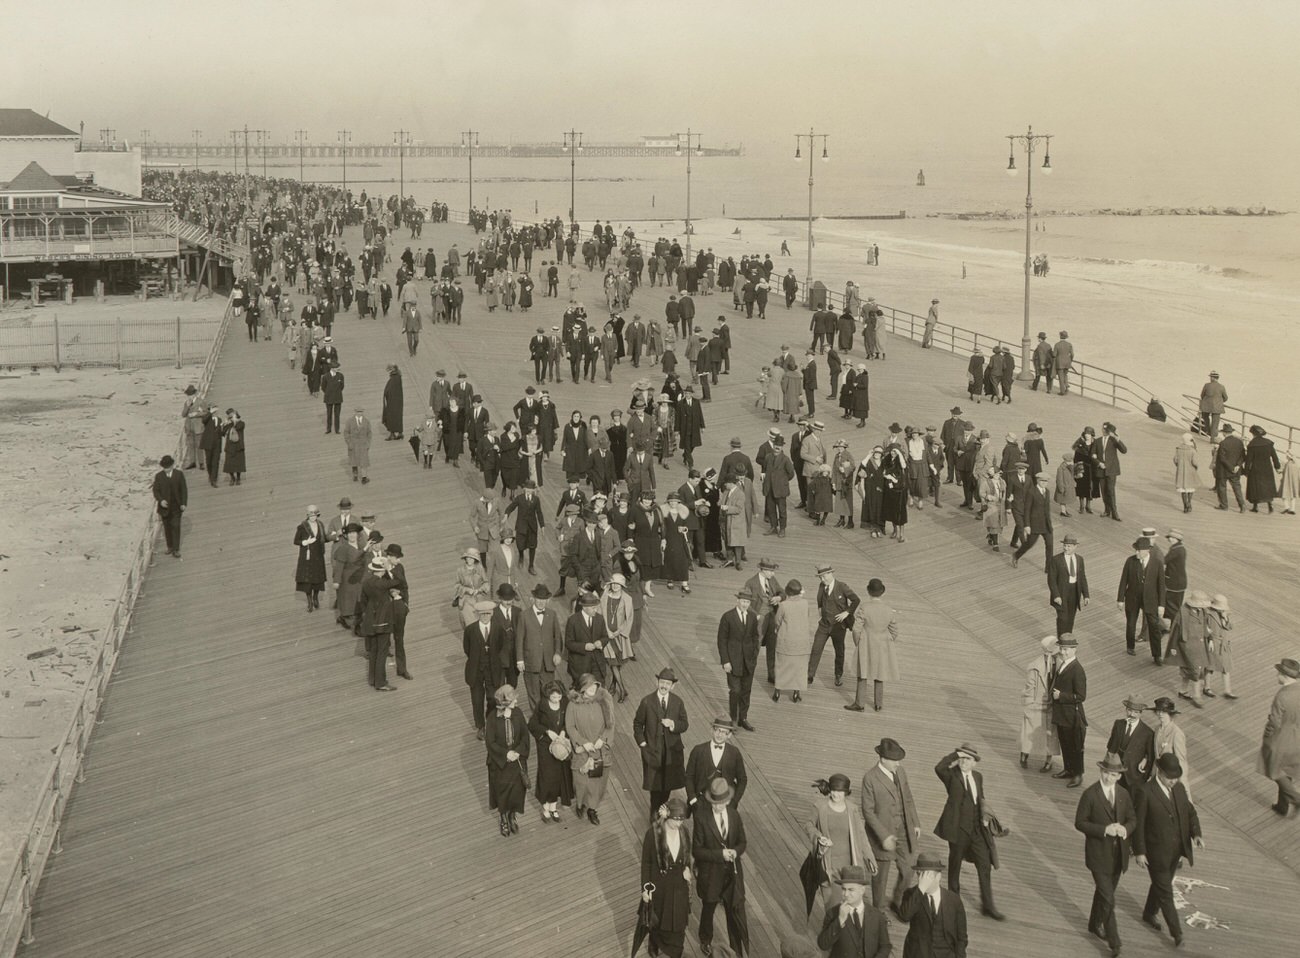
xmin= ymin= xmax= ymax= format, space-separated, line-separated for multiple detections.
xmin=761 ymin=435 xmax=796 ymax=536
xmin=940 ymin=407 xmax=964 ymax=484
xmin=816 ymin=864 xmax=892 ymax=958
xmin=634 ymin=668 xmax=690 ymax=815
xmin=1162 ymin=530 xmax=1187 ymax=632
xmin=745 ymin=559 xmax=785 ymax=684
xmin=1213 ymin=423 xmax=1247 ymax=511
xmin=1050 ymin=635 xmax=1088 ymax=787
xmin=802 ymin=351 xmax=819 ymax=415
xmin=678 ymin=470 xmax=709 ymax=568
xmin=504 ymin=481 xmax=546 ymax=574
xmin=677 ymin=389 xmax=706 ymax=469
xmin=528 ymin=327 xmax=549 ymax=383
xmin=384 ymin=544 xmax=412 ymax=680
xmin=1092 ymin=421 xmax=1128 ymax=520
xmin=933 ymin=744 xmax=1004 ymax=920
xmin=1047 ymin=534 xmax=1090 ymax=636
xmin=151 ymin=455 xmax=188 ymax=558
xmin=463 ymin=601 xmax=498 ymax=738
xmin=515 ymin=583 xmax=565 ymax=710
xmin=359 ymin=555 xmax=398 ymax=692
xmin=465 ymin=396 xmax=490 ymax=467
xmin=563 ymin=593 xmax=607 ymax=686
xmin=692 ymin=777 xmax=748 ymax=958
xmin=1074 ymin=755 xmax=1137 ymax=957
xmin=716 ymin=591 xmax=761 ymax=730
xmin=684 ymin=716 xmax=748 ymax=810
xmin=1133 ymin=754 xmax=1204 ymax=948
xmin=1010 ymin=473 xmax=1053 ymax=571
xmin=754 ymin=427 xmax=780 ymax=476
xmin=1004 ymin=459 xmax=1030 ymax=547
xmin=489 ymin=584 xmax=520 ymax=689
xmin=1106 ymin=694 xmax=1156 ymax=794
xmin=898 ymin=853 xmax=968 ymax=957
xmin=720 ymin=436 xmax=754 ymax=485
xmin=810 ymin=565 xmax=860 ymax=687
xmin=1116 ymin=537 xmax=1166 ymax=662
xmin=860 ymin=737 xmax=922 ymax=915
xmin=587 ymin=436 xmax=615 ymax=495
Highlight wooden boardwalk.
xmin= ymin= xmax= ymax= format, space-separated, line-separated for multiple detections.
xmin=22 ymin=220 xmax=1300 ymax=958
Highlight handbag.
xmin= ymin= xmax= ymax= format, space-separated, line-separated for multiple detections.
xmin=549 ymin=735 xmax=573 ymax=761
xmin=587 ymin=761 xmax=604 ymax=778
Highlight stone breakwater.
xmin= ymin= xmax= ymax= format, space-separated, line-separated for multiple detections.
xmin=931 ymin=206 xmax=1287 ymax=220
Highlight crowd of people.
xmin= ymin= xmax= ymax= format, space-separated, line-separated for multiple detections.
xmin=157 ymin=173 xmax=1299 ymax=958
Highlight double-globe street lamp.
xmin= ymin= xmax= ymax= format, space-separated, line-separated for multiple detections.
xmin=562 ymin=129 xmax=583 ymax=223
xmin=794 ymin=128 xmax=829 ymax=305
xmin=673 ymin=129 xmax=703 ymax=260
xmin=1005 ymin=125 xmax=1052 ymax=380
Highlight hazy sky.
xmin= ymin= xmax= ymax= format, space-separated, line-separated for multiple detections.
xmin=8 ymin=0 xmax=1297 ymax=172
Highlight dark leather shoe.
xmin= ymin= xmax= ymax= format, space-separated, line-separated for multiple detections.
xmin=844 ymin=704 xmax=865 ymax=712
xmin=574 ymin=803 xmax=585 ymax=817
xmin=1141 ymin=914 xmax=1162 ymax=932
xmin=834 ymin=675 xmax=843 ymax=687
xmin=375 ymin=684 xmax=396 ymax=691
xmin=476 ymin=727 xmax=485 ymax=740
xmin=738 ymin=720 xmax=756 ymax=732
xmin=398 ymin=670 xmax=413 ymax=680
xmin=1052 ymin=770 xmax=1072 ymax=779
xmin=1019 ymin=752 xmax=1028 ymax=768
xmin=587 ymin=808 xmax=600 ymax=825
xmin=1068 ymin=777 xmax=1083 ymax=788
xmin=982 ymin=907 xmax=1006 ymax=921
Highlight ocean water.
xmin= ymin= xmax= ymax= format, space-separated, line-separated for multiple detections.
xmin=186 ymin=147 xmax=1299 ymax=424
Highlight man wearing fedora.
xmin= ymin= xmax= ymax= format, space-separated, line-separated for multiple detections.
xmin=860 ymin=738 xmax=921 ymax=916
xmin=359 ymin=554 xmax=399 ymax=692
xmin=1010 ymin=471 xmax=1053 ymax=572
xmin=516 ymin=583 xmax=565 ymax=710
xmin=685 ymin=716 xmax=748 ymax=811
xmin=1074 ymin=754 xmax=1137 ymax=957
xmin=635 ymin=668 xmax=691 ymax=815
xmin=1021 ymin=636 xmax=1060 ymax=773
xmin=1133 ymin=753 xmax=1204 ymax=948
xmin=898 ymin=853 xmax=968 ymax=957
xmin=816 ymin=864 xmax=892 ymax=958
xmin=692 ymin=776 xmax=749 ymax=957
xmin=1051 ymin=635 xmax=1088 ymax=787
xmin=940 ymin=407 xmax=964 ymax=484
xmin=717 ymin=591 xmax=761 ymax=731
xmin=1093 ymin=421 xmax=1127 ymax=521
xmin=1198 ymin=370 xmax=1227 ymax=439
xmin=1047 ymin=534 xmax=1090 ymax=637
xmin=747 ymin=558 xmax=786 ymax=684
xmin=1106 ymin=694 xmax=1156 ymax=794
xmin=1260 ymin=657 xmax=1300 ymax=818
xmin=1116 ymin=537 xmax=1166 ymax=662
xmin=464 ymin=600 xmax=500 ymax=737
xmin=934 ymin=744 xmax=1004 ymax=920
xmin=564 ymin=592 xmax=608 ymax=687
xmin=810 ymin=565 xmax=860 ymax=688
xmin=1213 ymin=423 xmax=1247 ymax=512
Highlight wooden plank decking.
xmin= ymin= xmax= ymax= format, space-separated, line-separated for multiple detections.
xmin=22 ymin=220 xmax=1300 ymax=958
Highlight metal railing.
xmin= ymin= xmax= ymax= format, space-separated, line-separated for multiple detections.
xmin=161 ymin=214 xmax=249 ymax=263
xmin=0 ymin=316 xmax=223 ymax=370
xmin=1181 ymin=394 xmax=1296 ymax=452
xmin=0 ymin=292 xmax=234 ymax=957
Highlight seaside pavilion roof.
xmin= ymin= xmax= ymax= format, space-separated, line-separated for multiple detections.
xmin=0 ymin=108 xmax=78 ymax=138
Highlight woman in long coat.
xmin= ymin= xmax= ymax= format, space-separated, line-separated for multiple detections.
xmin=1173 ymin=432 xmax=1201 ymax=513
xmin=700 ymin=474 xmax=723 ymax=555
xmin=832 ymin=441 xmax=856 ymax=527
xmin=1245 ymin=425 xmax=1280 ymax=511
xmin=660 ymin=497 xmax=692 ymax=594
xmin=561 ymin=412 xmax=590 ymax=480
xmin=566 ymin=674 xmax=615 ymax=824
xmin=773 ymin=580 xmax=811 ymax=701
xmin=646 ymin=320 xmax=664 ymax=363
xmin=331 ymin=523 xmax=366 ymax=627
xmin=517 ymin=274 xmax=534 ymax=311
xmin=641 ymin=798 xmax=694 ymax=958
xmin=805 ymin=774 xmax=876 ymax=908
xmin=880 ymin=444 xmax=909 ymax=542
xmin=536 ymin=398 xmax=559 ymax=458
xmin=222 ymin=412 xmax=246 ymax=483
xmin=485 ymin=685 xmax=530 ymax=836
xmin=1171 ymin=592 xmax=1212 ymax=707
xmin=303 ymin=343 xmax=323 ymax=395
xmin=484 ymin=274 xmax=500 ymax=311
xmin=454 ymin=548 xmax=489 ymax=628
xmin=781 ymin=360 xmax=803 ymax=423
xmin=292 ymin=506 xmax=327 ymax=613
xmin=1023 ymin=426 xmax=1049 ymax=479
xmin=978 ymin=466 xmax=1007 ymax=550
xmin=439 ymin=399 xmax=466 ymax=466
xmin=415 ymin=409 xmax=438 ymax=468
xmin=1071 ymin=426 xmax=1099 ymax=513
xmin=381 ymin=366 xmax=403 ymax=439
xmin=966 ymin=349 xmax=985 ymax=402
xmin=498 ymin=423 xmax=524 ymax=497
xmin=522 ymin=427 xmax=545 ymax=488
xmin=851 ymin=365 xmax=870 ymax=427
xmin=528 ymin=679 xmax=574 ymax=821
xmin=857 ymin=447 xmax=886 ymax=536
xmin=1280 ymin=449 xmax=1299 ymax=515
xmin=851 ymin=580 xmax=900 ymax=711
xmin=764 ymin=366 xmax=785 ymax=420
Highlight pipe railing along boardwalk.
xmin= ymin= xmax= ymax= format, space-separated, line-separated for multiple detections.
xmin=20 ymin=219 xmax=1300 ymax=957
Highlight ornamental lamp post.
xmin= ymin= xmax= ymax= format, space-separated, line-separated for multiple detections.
xmin=1005 ymin=125 xmax=1052 ymax=381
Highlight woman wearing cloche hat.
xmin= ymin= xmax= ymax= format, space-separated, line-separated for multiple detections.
xmin=1204 ymin=594 xmax=1237 ymax=699
xmin=484 ymin=684 xmax=530 ymax=837
xmin=1152 ymin=697 xmax=1192 ymax=801
xmin=806 ymin=773 xmax=878 ymax=908
xmin=640 ymin=796 xmax=693 ymax=958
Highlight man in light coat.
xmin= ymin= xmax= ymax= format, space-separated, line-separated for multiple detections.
xmin=860 ymin=737 xmax=921 ymax=915
xmin=1021 ymin=636 xmax=1060 ymax=773
xmin=343 ymin=406 xmax=372 ymax=484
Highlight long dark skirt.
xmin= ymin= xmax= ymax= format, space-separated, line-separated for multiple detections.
xmin=535 ymin=747 xmax=574 ymax=805
xmin=488 ymin=762 xmax=528 ymax=812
